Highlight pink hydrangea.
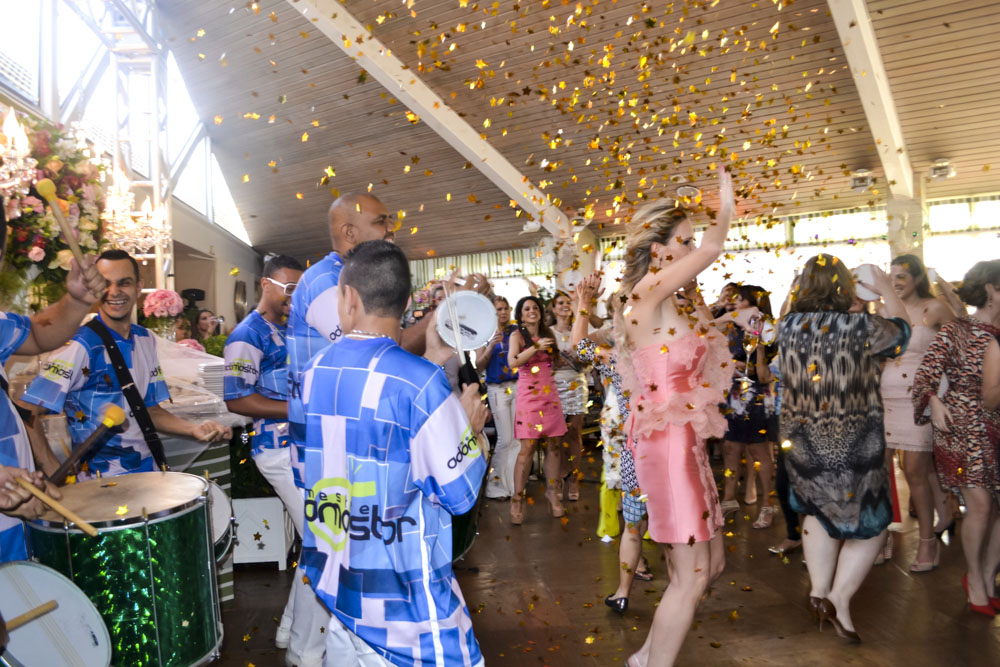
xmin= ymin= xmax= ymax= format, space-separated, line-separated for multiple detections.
xmin=142 ymin=289 xmax=184 ymax=318
xmin=27 ymin=246 xmax=45 ymax=262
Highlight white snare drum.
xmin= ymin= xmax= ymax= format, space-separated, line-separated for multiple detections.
xmin=0 ymin=561 xmax=111 ymax=667
xmin=208 ymin=481 xmax=235 ymax=562
xmin=436 ymin=291 xmax=498 ymax=350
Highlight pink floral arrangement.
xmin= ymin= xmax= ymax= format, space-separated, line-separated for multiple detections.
xmin=177 ymin=338 xmax=205 ymax=352
xmin=142 ymin=289 xmax=184 ymax=318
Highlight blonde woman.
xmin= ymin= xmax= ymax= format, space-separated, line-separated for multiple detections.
xmin=616 ymin=167 xmax=737 ymax=667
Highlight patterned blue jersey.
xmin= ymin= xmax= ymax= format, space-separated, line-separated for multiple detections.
xmin=224 ymin=310 xmax=289 ymax=456
xmin=0 ymin=312 xmax=33 ymax=563
xmin=286 ymin=251 xmax=344 ymax=487
xmin=21 ymin=314 xmax=170 ymax=477
xmin=295 ymin=337 xmax=485 ymax=667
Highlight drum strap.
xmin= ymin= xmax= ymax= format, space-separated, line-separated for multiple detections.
xmin=0 ymin=374 xmax=35 ymax=425
xmin=85 ymin=318 xmax=170 ymax=471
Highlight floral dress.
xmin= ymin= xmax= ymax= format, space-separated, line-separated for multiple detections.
xmin=912 ymin=317 xmax=1000 ymax=492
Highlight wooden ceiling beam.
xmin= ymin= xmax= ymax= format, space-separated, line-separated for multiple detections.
xmin=285 ymin=0 xmax=569 ymax=237
xmin=827 ymin=0 xmax=913 ymax=199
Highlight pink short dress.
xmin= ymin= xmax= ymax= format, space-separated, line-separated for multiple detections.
xmin=881 ymin=325 xmax=935 ymax=452
xmin=628 ymin=331 xmax=730 ymax=544
xmin=513 ymin=349 xmax=568 ymax=440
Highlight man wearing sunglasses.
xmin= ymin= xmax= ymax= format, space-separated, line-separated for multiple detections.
xmin=223 ymin=254 xmax=328 ymax=664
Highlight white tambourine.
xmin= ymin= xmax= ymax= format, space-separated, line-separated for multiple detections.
xmin=558 ymin=268 xmax=584 ymax=292
xmin=436 ymin=291 xmax=498 ymax=350
xmin=853 ymin=263 xmax=880 ymax=301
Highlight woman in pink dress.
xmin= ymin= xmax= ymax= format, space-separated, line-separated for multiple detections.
xmin=880 ymin=254 xmax=957 ymax=571
xmin=616 ymin=167 xmax=738 ymax=667
xmin=508 ymin=295 xmax=568 ymax=524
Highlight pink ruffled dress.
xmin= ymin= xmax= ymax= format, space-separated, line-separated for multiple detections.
xmin=628 ymin=331 xmax=730 ymax=544
xmin=513 ymin=349 xmax=568 ymax=440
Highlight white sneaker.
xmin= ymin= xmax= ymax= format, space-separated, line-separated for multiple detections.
xmin=284 ymin=651 xmax=324 ymax=667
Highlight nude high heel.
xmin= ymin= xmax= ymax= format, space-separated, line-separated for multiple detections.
xmin=909 ymin=537 xmax=940 ymax=573
xmin=510 ymin=494 xmax=524 ymax=525
xmin=545 ymin=480 xmax=566 ymax=518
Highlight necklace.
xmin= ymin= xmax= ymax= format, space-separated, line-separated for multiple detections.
xmin=346 ymin=329 xmax=393 ymax=340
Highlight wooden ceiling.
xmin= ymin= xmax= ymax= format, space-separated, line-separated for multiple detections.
xmin=157 ymin=0 xmax=1000 ymax=263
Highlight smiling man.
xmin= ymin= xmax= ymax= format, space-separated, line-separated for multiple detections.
xmin=22 ymin=249 xmax=231 ymax=479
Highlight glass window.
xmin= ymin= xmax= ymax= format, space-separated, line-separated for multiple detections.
xmin=56 ymin=4 xmax=102 ymax=107
xmin=0 ymin=1 xmax=40 ymax=102
xmin=791 ymin=209 xmax=887 ymax=245
xmin=166 ymin=53 xmax=200 ymax=163
xmin=924 ymin=231 xmax=1000 ymax=284
xmin=927 ymin=201 xmax=972 ymax=233
xmin=971 ymin=200 xmax=1000 ymax=231
xmin=211 ymin=152 xmax=251 ymax=245
xmin=173 ymin=136 xmax=207 ymax=214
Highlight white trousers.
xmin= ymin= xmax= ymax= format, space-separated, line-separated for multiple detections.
xmin=485 ymin=381 xmax=518 ymax=498
xmin=254 ymin=447 xmax=341 ymax=666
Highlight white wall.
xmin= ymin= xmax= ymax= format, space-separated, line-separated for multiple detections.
xmin=170 ymin=201 xmax=261 ymax=327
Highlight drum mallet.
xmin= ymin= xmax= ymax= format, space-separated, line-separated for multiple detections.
xmin=34 ymin=178 xmax=87 ymax=268
xmin=5 ymin=600 xmax=58 ymax=631
xmin=14 ymin=478 xmax=98 ymax=537
xmin=49 ymin=404 xmax=127 ymax=486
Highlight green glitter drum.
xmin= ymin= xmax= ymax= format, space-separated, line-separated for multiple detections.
xmin=27 ymin=472 xmax=222 ymax=667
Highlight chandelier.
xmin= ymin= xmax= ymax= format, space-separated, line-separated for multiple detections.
xmin=0 ymin=108 xmax=38 ymax=205
xmin=102 ymin=167 xmax=171 ymax=254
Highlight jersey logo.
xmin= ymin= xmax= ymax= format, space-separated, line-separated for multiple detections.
xmin=42 ymin=360 xmax=74 ymax=381
xmin=447 ymin=429 xmax=482 ymax=469
xmin=328 ymin=324 xmax=343 ymax=342
xmin=226 ymin=359 xmax=258 ymax=376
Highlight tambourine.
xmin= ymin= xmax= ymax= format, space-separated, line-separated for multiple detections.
xmin=436 ymin=291 xmax=498 ymax=351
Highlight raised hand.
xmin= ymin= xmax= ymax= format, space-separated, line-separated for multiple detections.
xmin=66 ymin=256 xmax=105 ymax=304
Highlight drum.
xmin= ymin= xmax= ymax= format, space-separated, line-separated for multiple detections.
xmin=436 ymin=291 xmax=497 ymax=351
xmin=27 ymin=472 xmax=222 ymax=667
xmin=0 ymin=561 xmax=111 ymax=667
xmin=208 ymin=481 xmax=234 ymax=562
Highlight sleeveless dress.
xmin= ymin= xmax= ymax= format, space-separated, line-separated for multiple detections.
xmin=912 ymin=318 xmax=1000 ymax=491
xmin=628 ymin=331 xmax=730 ymax=544
xmin=553 ymin=328 xmax=589 ymax=416
xmin=513 ymin=348 xmax=568 ymax=439
xmin=881 ymin=325 xmax=936 ymax=451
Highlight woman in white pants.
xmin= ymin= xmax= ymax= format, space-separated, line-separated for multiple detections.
xmin=477 ymin=296 xmax=519 ymax=499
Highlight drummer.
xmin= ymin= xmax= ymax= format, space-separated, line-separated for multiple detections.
xmin=222 ymin=253 xmax=327 ymax=665
xmin=20 ymin=249 xmax=231 ymax=480
xmin=294 ymin=240 xmax=488 ymax=667
xmin=0 ymin=208 xmax=104 ymax=562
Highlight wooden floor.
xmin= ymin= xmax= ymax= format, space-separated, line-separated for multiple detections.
xmin=219 ymin=457 xmax=1000 ymax=667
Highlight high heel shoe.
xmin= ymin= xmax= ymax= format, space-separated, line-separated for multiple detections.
xmin=873 ymin=534 xmax=893 ymax=565
xmin=817 ymin=598 xmax=861 ymax=643
xmin=545 ymin=483 xmax=566 ymax=518
xmin=510 ymin=494 xmax=524 ymax=525
xmin=933 ymin=519 xmax=956 ymax=539
xmin=566 ymin=474 xmax=581 ymax=501
xmin=807 ymin=595 xmax=823 ymax=623
xmin=962 ymin=574 xmax=997 ymax=617
xmin=909 ymin=537 xmax=940 ymax=573
xmin=604 ymin=594 xmax=628 ymax=614
xmin=989 ymin=597 xmax=1000 ymax=612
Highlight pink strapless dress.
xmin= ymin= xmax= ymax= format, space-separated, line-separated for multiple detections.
xmin=628 ymin=331 xmax=730 ymax=544
xmin=513 ymin=349 xmax=568 ymax=439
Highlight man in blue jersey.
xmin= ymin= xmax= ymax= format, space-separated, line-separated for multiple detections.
xmin=22 ymin=249 xmax=231 ymax=480
xmin=224 ymin=253 xmax=328 ymax=666
xmin=0 ymin=209 xmax=105 ymax=563
xmin=294 ymin=240 xmax=488 ymax=667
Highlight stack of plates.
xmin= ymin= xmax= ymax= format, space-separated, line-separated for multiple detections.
xmin=199 ymin=362 xmax=226 ymax=397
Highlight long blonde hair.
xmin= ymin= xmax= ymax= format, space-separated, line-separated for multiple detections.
xmin=618 ymin=201 xmax=690 ymax=297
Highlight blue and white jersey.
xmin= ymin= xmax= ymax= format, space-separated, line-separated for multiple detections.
xmin=224 ymin=310 xmax=289 ymax=456
xmin=295 ymin=337 xmax=485 ymax=667
xmin=286 ymin=251 xmax=344 ymax=487
xmin=21 ymin=314 xmax=170 ymax=478
xmin=0 ymin=312 xmax=33 ymax=563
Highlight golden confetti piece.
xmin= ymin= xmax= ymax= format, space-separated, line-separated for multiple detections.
xmin=253 ymin=532 xmax=262 ymax=541
xmin=410 ymin=227 xmax=418 ymax=235
xmin=729 ymin=610 xmax=739 ymax=620
xmin=241 ymin=174 xmax=249 ymax=183
xmin=295 ymin=192 xmax=303 ymax=200
xmin=585 ymin=636 xmax=595 ymax=644
xmin=116 ymin=505 xmax=128 ymax=516
xmin=243 ymin=633 xmax=250 ymax=642
xmin=811 ymin=374 xmax=822 ymax=382
xmin=229 ymin=267 xmax=240 ymax=276
xmin=405 ymin=110 xmax=420 ymax=124
xmin=301 ymin=132 xmax=309 ymax=142
xmin=781 ymin=440 xmax=792 ymax=450
xmin=710 ymin=642 xmax=722 ymax=648
xmin=213 ymin=115 xmax=223 ymax=125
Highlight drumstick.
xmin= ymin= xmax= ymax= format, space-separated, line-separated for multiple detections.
xmin=6 ymin=600 xmax=58 ymax=631
xmin=14 ymin=477 xmax=98 ymax=537
xmin=34 ymin=179 xmax=87 ymax=268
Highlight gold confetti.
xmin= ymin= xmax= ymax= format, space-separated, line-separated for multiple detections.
xmin=116 ymin=505 xmax=128 ymax=516
xmin=241 ymin=174 xmax=249 ymax=183
xmin=301 ymin=132 xmax=309 ymax=142
xmin=213 ymin=115 xmax=223 ymax=125
xmin=229 ymin=267 xmax=240 ymax=276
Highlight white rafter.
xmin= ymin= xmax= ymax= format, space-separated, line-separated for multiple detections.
xmin=285 ymin=0 xmax=569 ymax=237
xmin=827 ymin=0 xmax=913 ymax=199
